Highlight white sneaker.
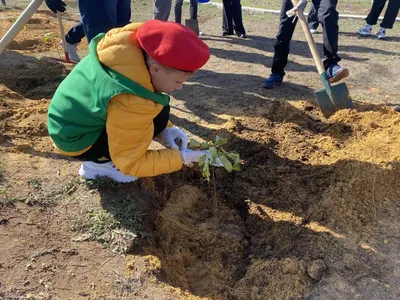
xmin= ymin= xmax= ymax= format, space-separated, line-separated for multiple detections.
xmin=60 ymin=40 xmax=80 ymax=62
xmin=78 ymin=161 xmax=138 ymax=183
xmin=310 ymin=28 xmax=317 ymax=34
xmin=357 ymin=24 xmax=372 ymax=36
xmin=376 ymin=28 xmax=386 ymax=39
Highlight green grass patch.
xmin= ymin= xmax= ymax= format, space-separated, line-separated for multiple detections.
xmin=71 ymin=193 xmax=148 ymax=254
xmin=83 ymin=176 xmax=119 ymax=190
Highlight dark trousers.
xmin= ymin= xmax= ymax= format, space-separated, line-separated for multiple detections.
xmin=174 ymin=0 xmax=198 ymax=23
xmin=74 ymin=105 xmax=170 ymax=163
xmin=366 ymin=0 xmax=400 ymax=29
xmin=271 ymin=0 xmax=340 ymax=76
xmin=65 ymin=22 xmax=85 ymax=45
xmin=308 ymin=3 xmax=320 ymax=30
xmin=222 ymin=0 xmax=246 ymax=35
xmin=67 ymin=0 xmax=131 ymax=43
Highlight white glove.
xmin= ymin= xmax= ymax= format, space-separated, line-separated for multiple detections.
xmin=286 ymin=0 xmax=307 ymax=17
xmin=160 ymin=127 xmax=188 ymax=150
xmin=180 ymin=149 xmax=207 ymax=164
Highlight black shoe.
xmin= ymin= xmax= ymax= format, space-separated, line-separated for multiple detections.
xmin=222 ymin=31 xmax=234 ymax=36
xmin=236 ymin=33 xmax=247 ymax=38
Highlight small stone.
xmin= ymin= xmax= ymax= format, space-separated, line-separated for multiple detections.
xmin=384 ymin=239 xmax=388 ymax=244
xmin=307 ymin=259 xmax=327 ymax=281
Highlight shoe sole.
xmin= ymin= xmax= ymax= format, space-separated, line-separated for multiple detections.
xmin=357 ymin=32 xmax=372 ymax=37
xmin=263 ymin=82 xmax=282 ymax=89
xmin=329 ymin=68 xmax=349 ymax=83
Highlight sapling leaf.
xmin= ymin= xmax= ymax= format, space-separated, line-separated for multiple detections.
xmin=224 ymin=151 xmax=241 ymax=171
xmin=198 ymin=153 xmax=207 ymax=168
xmin=208 ymin=147 xmax=218 ymax=162
xmin=201 ymin=142 xmax=210 ymax=150
xmin=214 ymin=135 xmax=228 ymax=147
xmin=189 ymin=138 xmax=202 ymax=149
xmin=218 ymin=154 xmax=233 ymax=172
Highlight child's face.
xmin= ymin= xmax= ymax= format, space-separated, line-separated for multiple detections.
xmin=148 ymin=63 xmax=193 ymax=93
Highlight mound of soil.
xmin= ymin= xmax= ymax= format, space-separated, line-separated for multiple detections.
xmin=141 ymin=105 xmax=400 ymax=299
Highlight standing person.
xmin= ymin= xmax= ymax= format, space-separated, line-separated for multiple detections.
xmin=174 ymin=0 xmax=197 ymax=24
xmin=357 ymin=0 xmax=399 ymax=39
xmin=153 ymin=0 xmax=172 ymax=20
xmin=264 ymin=0 xmax=349 ymax=89
xmin=307 ymin=2 xmax=319 ymax=33
xmin=222 ymin=0 xmax=247 ymax=38
xmin=47 ymin=21 xmax=211 ymax=183
xmin=44 ymin=0 xmax=131 ymax=62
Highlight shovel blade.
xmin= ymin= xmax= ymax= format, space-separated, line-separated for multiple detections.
xmin=185 ymin=19 xmax=200 ymax=36
xmin=329 ymin=82 xmax=353 ymax=110
xmin=314 ymin=82 xmax=353 ymax=118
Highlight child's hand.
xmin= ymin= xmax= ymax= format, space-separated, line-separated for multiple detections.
xmin=180 ymin=149 xmax=207 ymax=164
xmin=161 ymin=127 xmax=188 ymax=150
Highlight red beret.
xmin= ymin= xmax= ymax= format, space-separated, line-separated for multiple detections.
xmin=136 ymin=20 xmax=210 ymax=72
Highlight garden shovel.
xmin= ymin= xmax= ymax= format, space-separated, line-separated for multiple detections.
xmin=288 ymin=0 xmax=352 ymax=118
xmin=56 ymin=11 xmax=76 ymax=64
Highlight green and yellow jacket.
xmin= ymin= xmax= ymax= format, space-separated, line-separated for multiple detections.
xmin=48 ymin=23 xmax=183 ymax=177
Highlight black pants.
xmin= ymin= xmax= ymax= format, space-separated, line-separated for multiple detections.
xmin=74 ymin=105 xmax=170 ymax=163
xmin=222 ymin=0 xmax=246 ymax=35
xmin=308 ymin=3 xmax=320 ymax=30
xmin=366 ymin=0 xmax=400 ymax=29
xmin=174 ymin=0 xmax=198 ymax=23
xmin=271 ymin=0 xmax=340 ymax=76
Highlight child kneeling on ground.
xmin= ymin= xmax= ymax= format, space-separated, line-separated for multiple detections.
xmin=48 ymin=20 xmax=210 ymax=183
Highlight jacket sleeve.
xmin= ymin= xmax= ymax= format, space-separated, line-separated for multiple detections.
xmin=106 ymin=94 xmax=183 ymax=177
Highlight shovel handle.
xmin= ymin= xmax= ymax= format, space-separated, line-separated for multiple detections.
xmin=57 ymin=11 xmax=70 ymax=62
xmin=290 ymin=0 xmax=325 ymax=75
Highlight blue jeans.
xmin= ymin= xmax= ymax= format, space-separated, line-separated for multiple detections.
xmin=66 ymin=0 xmax=131 ymax=44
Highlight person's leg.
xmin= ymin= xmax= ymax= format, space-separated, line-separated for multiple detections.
xmin=271 ymin=0 xmax=297 ymax=76
xmin=264 ymin=0 xmax=297 ymax=88
xmin=380 ymin=0 xmax=400 ymax=29
xmin=174 ymin=0 xmax=184 ymax=23
xmin=116 ymin=0 xmax=131 ymax=27
xmin=75 ymin=129 xmax=137 ymax=182
xmin=189 ymin=0 xmax=198 ymax=20
xmin=75 ymin=129 xmax=111 ymax=163
xmin=153 ymin=0 xmax=172 ymax=21
xmin=65 ymin=21 xmax=85 ymax=45
xmin=78 ymin=0 xmax=118 ymax=42
xmin=63 ymin=21 xmax=83 ymax=61
xmin=366 ymin=0 xmax=386 ymax=26
xmin=307 ymin=2 xmax=319 ymax=31
xmin=222 ymin=0 xmax=234 ymax=34
xmin=317 ymin=0 xmax=349 ymax=82
xmin=317 ymin=0 xmax=341 ymax=69
xmin=231 ymin=0 xmax=246 ymax=36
